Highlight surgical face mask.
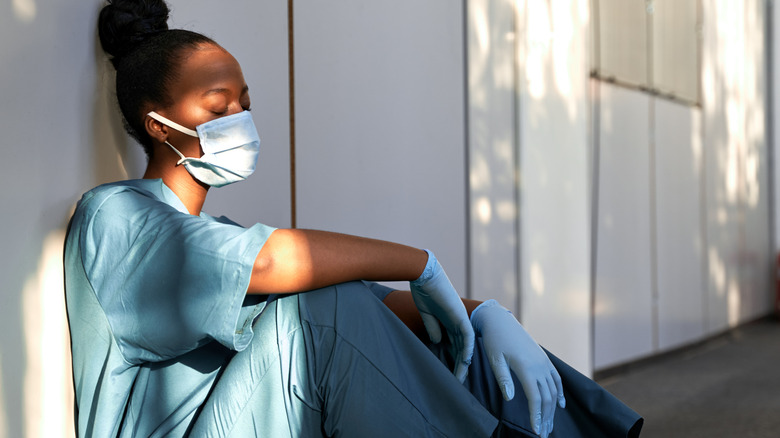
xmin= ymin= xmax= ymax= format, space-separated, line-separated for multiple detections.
xmin=147 ymin=110 xmax=261 ymax=188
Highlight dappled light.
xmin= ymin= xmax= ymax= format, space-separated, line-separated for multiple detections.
xmin=709 ymin=247 xmax=727 ymax=296
xmin=593 ymin=0 xmax=771 ymax=368
xmin=466 ymin=0 xmax=522 ymax=310
xmin=22 ymin=230 xmax=74 ymax=438
xmin=475 ymin=196 xmax=492 ymax=225
xmin=525 ymin=0 xmax=550 ymax=100
xmin=727 ymin=279 xmax=741 ymax=326
xmin=529 ymin=262 xmax=546 ymax=296
xmin=12 ymin=0 xmax=36 ymax=23
xmin=551 ymin=0 xmax=575 ymax=115
xmin=513 ymin=0 xmax=591 ymax=374
xmin=702 ymin=0 xmax=769 ymax=328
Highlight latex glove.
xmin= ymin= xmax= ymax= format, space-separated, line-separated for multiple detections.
xmin=471 ymin=300 xmax=565 ymax=438
xmin=409 ymin=249 xmax=474 ymax=383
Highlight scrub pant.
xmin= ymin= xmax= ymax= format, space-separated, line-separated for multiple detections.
xmin=189 ymin=282 xmax=642 ymax=438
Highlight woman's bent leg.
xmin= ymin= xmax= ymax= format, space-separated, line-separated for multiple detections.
xmin=459 ymin=340 xmax=643 ymax=438
xmin=190 ymin=282 xmax=497 ymax=437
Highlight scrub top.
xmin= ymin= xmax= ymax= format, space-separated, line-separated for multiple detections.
xmin=64 ymin=179 xmax=276 ymax=437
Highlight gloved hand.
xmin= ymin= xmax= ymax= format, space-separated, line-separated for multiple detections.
xmin=471 ymin=300 xmax=565 ymax=438
xmin=409 ymin=249 xmax=474 ymax=383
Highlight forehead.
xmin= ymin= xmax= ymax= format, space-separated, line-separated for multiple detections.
xmin=171 ymin=45 xmax=246 ymax=96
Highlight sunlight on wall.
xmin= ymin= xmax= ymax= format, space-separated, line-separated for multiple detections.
xmin=529 ymin=262 xmax=545 ymax=296
xmin=473 ymin=2 xmax=489 ymax=53
xmin=12 ymin=0 xmax=36 ymax=23
xmin=551 ymin=0 xmax=573 ymax=109
xmin=709 ymin=247 xmax=726 ymax=297
xmin=476 ymin=196 xmax=492 ymax=224
xmin=525 ymin=0 xmax=587 ymax=117
xmin=727 ymin=279 xmax=741 ymax=326
xmin=22 ymin=230 xmax=74 ymax=438
xmin=704 ymin=0 xmax=768 ymax=325
xmin=517 ymin=0 xmax=591 ymax=373
xmin=525 ymin=0 xmax=550 ymax=99
xmin=467 ymin=0 xmax=521 ymax=309
xmin=691 ymin=111 xmax=703 ymax=176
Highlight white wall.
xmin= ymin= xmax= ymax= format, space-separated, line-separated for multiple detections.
xmin=654 ymin=99 xmax=706 ymax=351
xmin=593 ymin=84 xmax=655 ymax=369
xmin=293 ymin=0 xmax=468 ymax=293
xmin=701 ymin=0 xmax=772 ymax=331
xmin=593 ymin=0 xmax=773 ymax=370
xmin=1 ymin=0 xmax=776 ymax=436
xmin=467 ymin=0 xmax=519 ymax=311
xmin=466 ymin=0 xmax=592 ymax=375
xmin=515 ymin=0 xmax=593 ymax=375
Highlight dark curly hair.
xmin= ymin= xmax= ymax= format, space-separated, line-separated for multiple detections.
xmin=98 ymin=0 xmax=218 ymax=156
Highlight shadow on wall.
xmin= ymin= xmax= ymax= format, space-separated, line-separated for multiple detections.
xmin=0 ymin=10 xmax=140 ymax=437
xmin=702 ymin=0 xmax=770 ymax=330
xmin=91 ymin=33 xmax=145 ymax=183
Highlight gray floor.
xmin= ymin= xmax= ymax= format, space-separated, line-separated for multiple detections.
xmin=597 ymin=318 xmax=780 ymax=438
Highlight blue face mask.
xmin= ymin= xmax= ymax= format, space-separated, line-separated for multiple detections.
xmin=147 ymin=110 xmax=261 ymax=188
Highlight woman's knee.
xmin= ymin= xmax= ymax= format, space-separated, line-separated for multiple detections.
xmin=296 ymin=281 xmax=383 ymax=326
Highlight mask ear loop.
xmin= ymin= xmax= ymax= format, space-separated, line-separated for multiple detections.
xmin=147 ymin=111 xmax=199 ymax=166
xmin=147 ymin=111 xmax=198 ymax=137
xmin=164 ymin=141 xmax=189 ymax=166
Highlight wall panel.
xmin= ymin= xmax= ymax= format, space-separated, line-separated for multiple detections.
xmin=467 ymin=0 xmax=519 ymax=308
xmin=294 ymin=0 xmax=468 ymax=292
xmin=654 ymin=99 xmax=705 ymax=351
xmin=178 ymin=1 xmax=293 ymax=228
xmin=517 ymin=0 xmax=592 ymax=374
xmin=594 ymin=84 xmax=654 ymax=369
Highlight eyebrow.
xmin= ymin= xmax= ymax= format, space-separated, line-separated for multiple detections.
xmin=202 ymin=85 xmax=250 ymax=97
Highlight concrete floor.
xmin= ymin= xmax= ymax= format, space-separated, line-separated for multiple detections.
xmin=597 ymin=318 xmax=780 ymax=438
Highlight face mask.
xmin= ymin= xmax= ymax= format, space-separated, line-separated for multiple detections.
xmin=147 ymin=110 xmax=261 ymax=188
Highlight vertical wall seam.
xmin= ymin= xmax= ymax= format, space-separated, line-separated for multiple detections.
xmin=589 ymin=79 xmax=601 ymax=375
xmin=513 ymin=0 xmax=524 ymax=318
xmin=462 ymin=0 xmax=472 ymax=299
xmin=590 ymin=0 xmax=602 ymax=374
xmin=649 ymin=96 xmax=659 ymax=352
xmin=697 ymin=0 xmax=709 ymax=335
xmin=766 ymin=0 xmax=777 ymax=315
xmin=646 ymin=1 xmax=660 ymax=353
xmin=288 ymin=0 xmax=297 ymax=229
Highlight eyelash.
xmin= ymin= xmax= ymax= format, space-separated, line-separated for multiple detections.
xmin=212 ymin=106 xmax=251 ymax=115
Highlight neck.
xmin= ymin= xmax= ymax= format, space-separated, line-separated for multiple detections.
xmin=143 ymin=155 xmax=208 ymax=216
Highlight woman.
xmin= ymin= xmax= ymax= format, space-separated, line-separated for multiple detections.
xmin=64 ymin=1 xmax=642 ymax=437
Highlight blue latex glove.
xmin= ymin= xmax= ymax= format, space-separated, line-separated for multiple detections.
xmin=410 ymin=250 xmax=474 ymax=383
xmin=470 ymin=300 xmax=565 ymax=438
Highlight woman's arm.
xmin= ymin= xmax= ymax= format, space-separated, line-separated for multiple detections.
xmin=382 ymin=290 xmax=481 ymax=341
xmin=247 ymin=229 xmax=428 ymax=294
xmin=249 ymin=229 xmax=475 ymax=382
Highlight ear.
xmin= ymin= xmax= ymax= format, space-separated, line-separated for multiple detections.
xmin=144 ymin=114 xmax=168 ymax=144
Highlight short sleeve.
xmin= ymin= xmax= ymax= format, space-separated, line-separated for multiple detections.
xmin=363 ymin=281 xmax=395 ymax=301
xmin=79 ymin=188 xmax=275 ymax=364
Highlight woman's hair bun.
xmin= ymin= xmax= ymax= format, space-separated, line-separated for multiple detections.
xmin=98 ymin=0 xmax=170 ymax=65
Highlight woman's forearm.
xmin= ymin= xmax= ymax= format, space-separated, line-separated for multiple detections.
xmin=382 ymin=290 xmax=482 ymax=341
xmin=247 ymin=229 xmax=428 ymax=294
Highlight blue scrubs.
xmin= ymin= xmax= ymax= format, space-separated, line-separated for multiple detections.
xmin=65 ymin=179 xmax=498 ymax=437
xmin=65 ymin=179 xmax=642 ymax=437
